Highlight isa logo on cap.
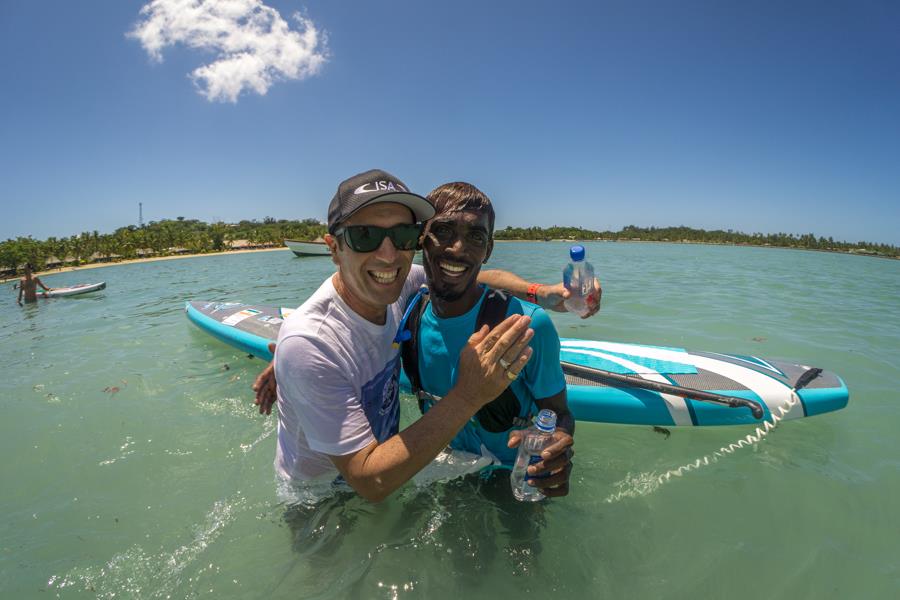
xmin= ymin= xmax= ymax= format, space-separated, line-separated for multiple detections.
xmin=353 ymin=181 xmax=408 ymax=195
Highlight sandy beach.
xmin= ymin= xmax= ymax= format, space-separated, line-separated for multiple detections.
xmin=6 ymin=238 xmax=894 ymax=287
xmin=1 ymin=247 xmax=290 ymax=285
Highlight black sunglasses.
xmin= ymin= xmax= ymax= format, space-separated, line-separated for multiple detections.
xmin=333 ymin=223 xmax=423 ymax=253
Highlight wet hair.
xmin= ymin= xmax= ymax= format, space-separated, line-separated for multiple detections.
xmin=426 ymin=182 xmax=495 ymax=235
xmin=25 ymin=263 xmax=34 ymax=271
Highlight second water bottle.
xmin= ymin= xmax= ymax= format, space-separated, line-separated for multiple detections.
xmin=563 ymin=245 xmax=595 ymax=317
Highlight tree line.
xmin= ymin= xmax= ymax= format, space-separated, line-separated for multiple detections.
xmin=4 ymin=219 xmax=897 ymax=277
xmin=493 ymin=224 xmax=899 ymax=258
xmin=1 ymin=217 xmax=327 ymax=276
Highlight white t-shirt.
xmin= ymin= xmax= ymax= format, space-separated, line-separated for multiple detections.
xmin=274 ymin=265 xmax=426 ymax=483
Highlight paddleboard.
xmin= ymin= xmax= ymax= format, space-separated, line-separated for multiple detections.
xmin=44 ymin=282 xmax=106 ymax=297
xmin=185 ymin=301 xmax=849 ymax=427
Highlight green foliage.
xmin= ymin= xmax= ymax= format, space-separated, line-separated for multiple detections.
xmin=0 ymin=218 xmax=327 ymax=275
xmin=493 ymin=224 xmax=899 ymax=258
xmin=0 ymin=236 xmax=47 ymax=272
xmin=2 ymin=218 xmax=895 ymax=277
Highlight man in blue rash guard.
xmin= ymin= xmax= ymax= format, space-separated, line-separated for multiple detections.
xmin=406 ymin=182 xmax=575 ymax=495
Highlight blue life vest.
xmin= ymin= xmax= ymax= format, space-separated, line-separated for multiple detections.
xmin=400 ymin=288 xmax=534 ymax=466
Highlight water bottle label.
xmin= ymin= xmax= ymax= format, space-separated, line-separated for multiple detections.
xmin=527 ymin=454 xmax=550 ymax=480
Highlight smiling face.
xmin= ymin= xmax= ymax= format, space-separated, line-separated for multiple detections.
xmin=327 ymin=202 xmax=417 ymax=324
xmin=423 ymin=209 xmax=494 ymax=305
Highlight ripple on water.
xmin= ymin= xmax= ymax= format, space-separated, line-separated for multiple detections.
xmin=49 ymin=495 xmax=249 ymax=598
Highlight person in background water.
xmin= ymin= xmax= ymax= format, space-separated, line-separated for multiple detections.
xmin=17 ymin=263 xmax=52 ymax=305
xmin=404 ymin=182 xmax=575 ymax=495
xmin=268 ymin=168 xmax=587 ymax=503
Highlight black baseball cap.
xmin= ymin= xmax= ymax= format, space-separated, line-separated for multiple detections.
xmin=327 ymin=169 xmax=435 ymax=234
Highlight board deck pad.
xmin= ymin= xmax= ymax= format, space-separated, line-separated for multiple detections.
xmin=186 ymin=300 xmax=849 ymax=427
xmin=560 ymin=340 xmax=698 ymax=375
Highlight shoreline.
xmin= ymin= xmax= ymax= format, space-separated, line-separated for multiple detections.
xmin=494 ymin=238 xmax=900 ymax=260
xmin=5 ymin=238 xmax=896 ymax=285
xmin=1 ymin=247 xmax=289 ymax=284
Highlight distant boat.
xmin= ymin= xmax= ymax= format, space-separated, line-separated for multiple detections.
xmin=284 ymin=238 xmax=330 ymax=257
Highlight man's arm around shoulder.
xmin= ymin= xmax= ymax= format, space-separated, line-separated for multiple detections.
xmin=478 ymin=268 xmax=602 ymax=318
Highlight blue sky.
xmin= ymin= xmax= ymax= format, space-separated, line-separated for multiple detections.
xmin=2 ymin=0 xmax=899 ymax=245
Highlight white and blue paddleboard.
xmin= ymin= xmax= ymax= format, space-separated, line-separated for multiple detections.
xmin=185 ymin=301 xmax=849 ymax=427
xmin=45 ymin=282 xmax=106 ymax=297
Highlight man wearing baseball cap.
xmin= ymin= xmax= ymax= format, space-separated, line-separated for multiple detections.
xmin=271 ymin=169 xmax=538 ymax=502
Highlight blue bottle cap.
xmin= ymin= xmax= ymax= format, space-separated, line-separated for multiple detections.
xmin=534 ymin=409 xmax=557 ymax=432
xmin=569 ymin=245 xmax=585 ymax=261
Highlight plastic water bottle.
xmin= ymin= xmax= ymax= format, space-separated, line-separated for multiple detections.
xmin=510 ymin=409 xmax=557 ymax=502
xmin=562 ymin=245 xmax=595 ymax=317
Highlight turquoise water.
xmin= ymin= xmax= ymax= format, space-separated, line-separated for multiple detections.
xmin=2 ymin=243 xmax=898 ymax=599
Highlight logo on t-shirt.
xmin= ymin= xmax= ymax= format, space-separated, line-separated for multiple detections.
xmin=381 ymin=373 xmax=398 ymax=414
xmin=359 ymin=356 xmax=401 ymax=442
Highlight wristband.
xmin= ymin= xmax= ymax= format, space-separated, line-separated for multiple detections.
xmin=526 ymin=283 xmax=541 ymax=304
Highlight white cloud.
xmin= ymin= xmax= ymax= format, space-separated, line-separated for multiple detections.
xmin=129 ymin=0 xmax=327 ymax=102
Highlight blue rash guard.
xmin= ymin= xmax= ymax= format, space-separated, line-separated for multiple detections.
xmin=417 ymin=286 xmax=566 ymax=466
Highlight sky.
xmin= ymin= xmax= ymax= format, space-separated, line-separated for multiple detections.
xmin=2 ymin=0 xmax=899 ymax=245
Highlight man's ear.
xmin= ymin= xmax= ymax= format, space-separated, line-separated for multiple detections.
xmin=324 ymin=233 xmax=340 ymax=265
xmin=483 ymin=238 xmax=494 ymax=264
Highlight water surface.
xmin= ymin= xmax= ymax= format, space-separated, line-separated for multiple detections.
xmin=1 ymin=243 xmax=898 ymax=598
